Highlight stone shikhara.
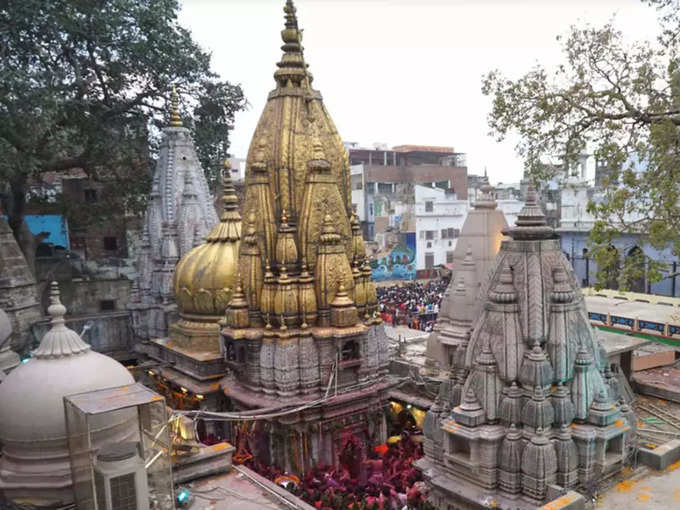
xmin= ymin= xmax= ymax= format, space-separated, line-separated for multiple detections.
xmin=419 ymin=185 xmax=635 ymax=508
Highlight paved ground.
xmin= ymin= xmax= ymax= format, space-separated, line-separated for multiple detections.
xmin=183 ymin=466 xmax=306 ymax=510
xmin=585 ymin=295 xmax=680 ymax=325
xmin=596 ymin=461 xmax=680 ymax=509
xmin=383 ymin=324 xmax=429 ymax=342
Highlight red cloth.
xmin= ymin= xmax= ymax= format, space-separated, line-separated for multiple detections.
xmin=374 ymin=443 xmax=388 ymax=457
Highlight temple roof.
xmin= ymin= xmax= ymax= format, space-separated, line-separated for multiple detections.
xmin=243 ymin=0 xmax=352 ymax=265
xmin=504 ymin=184 xmax=554 ymax=240
xmin=174 ymin=161 xmax=242 ymax=319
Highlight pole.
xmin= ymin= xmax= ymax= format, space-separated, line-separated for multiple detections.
xmin=673 ymin=261 xmax=677 ymax=297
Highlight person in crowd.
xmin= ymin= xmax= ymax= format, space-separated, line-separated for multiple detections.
xmin=376 ymin=279 xmax=448 ymax=331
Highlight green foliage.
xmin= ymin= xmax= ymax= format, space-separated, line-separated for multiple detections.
xmin=0 ymin=0 xmax=246 ymax=230
xmin=482 ymin=0 xmax=680 ymax=291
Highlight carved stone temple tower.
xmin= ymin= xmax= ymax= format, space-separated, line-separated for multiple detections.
xmin=418 ymin=186 xmax=635 ymax=509
xmin=0 ymin=217 xmax=41 ymax=356
xmin=129 ymin=89 xmax=218 ymax=340
xmin=220 ymin=0 xmax=391 ymax=473
xmin=427 ymin=182 xmax=508 ymax=372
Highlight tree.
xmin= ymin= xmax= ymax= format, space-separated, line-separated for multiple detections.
xmin=482 ymin=0 xmax=680 ymax=291
xmin=0 ymin=0 xmax=247 ymax=272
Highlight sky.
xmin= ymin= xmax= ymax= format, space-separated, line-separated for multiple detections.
xmin=178 ymin=0 xmax=661 ymax=185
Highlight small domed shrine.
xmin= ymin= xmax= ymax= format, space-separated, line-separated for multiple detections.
xmin=427 ymin=182 xmax=508 ymax=372
xmin=0 ymin=282 xmax=136 ymax=505
xmin=129 ymin=88 xmax=218 ymax=341
xmin=418 ymin=186 xmax=635 ymax=508
xmin=219 ymin=0 xmax=391 ymax=473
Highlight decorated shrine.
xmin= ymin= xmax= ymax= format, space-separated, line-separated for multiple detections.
xmin=218 ymin=0 xmax=393 ymax=473
xmin=418 ymin=186 xmax=637 ymax=509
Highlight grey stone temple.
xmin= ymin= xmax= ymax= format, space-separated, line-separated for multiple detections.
xmin=418 ymin=185 xmax=636 ymax=509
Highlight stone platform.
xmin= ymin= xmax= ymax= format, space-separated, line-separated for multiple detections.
xmin=634 ymin=366 xmax=680 ymax=403
xmin=596 ymin=460 xmax=680 ymax=509
xmin=173 ymin=442 xmax=235 ymax=484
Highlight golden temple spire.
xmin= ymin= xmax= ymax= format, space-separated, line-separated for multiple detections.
xmin=169 ymin=86 xmax=183 ymax=127
xmin=330 ymin=280 xmax=358 ymax=328
xmin=275 ymin=208 xmax=298 ymax=270
xmin=275 ymin=0 xmax=309 ymax=88
xmin=226 ymin=276 xmax=250 ymax=329
xmin=220 ymin=159 xmax=239 ymax=213
xmin=205 ymin=159 xmax=241 ymax=242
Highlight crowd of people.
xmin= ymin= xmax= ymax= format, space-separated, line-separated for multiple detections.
xmin=246 ymin=428 xmax=431 ymax=510
xmin=377 ymin=279 xmax=449 ymax=332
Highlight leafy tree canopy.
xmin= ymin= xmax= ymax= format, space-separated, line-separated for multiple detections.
xmin=482 ymin=0 xmax=680 ymax=290
xmin=0 ymin=0 xmax=246 ymax=268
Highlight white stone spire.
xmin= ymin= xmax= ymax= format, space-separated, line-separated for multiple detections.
xmin=131 ymin=87 xmax=218 ymax=340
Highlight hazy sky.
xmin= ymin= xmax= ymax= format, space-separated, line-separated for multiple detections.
xmin=178 ymin=0 xmax=660 ymax=185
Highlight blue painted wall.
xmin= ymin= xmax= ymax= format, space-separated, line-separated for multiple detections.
xmin=3 ymin=215 xmax=70 ymax=249
xmin=560 ymin=231 xmax=679 ymax=297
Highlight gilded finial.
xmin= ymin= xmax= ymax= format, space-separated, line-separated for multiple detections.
xmin=275 ymin=0 xmax=307 ymax=87
xmin=281 ymin=209 xmax=289 ymax=224
xmin=169 ymin=87 xmax=183 ymax=127
xmin=220 ymin=159 xmax=239 ymax=214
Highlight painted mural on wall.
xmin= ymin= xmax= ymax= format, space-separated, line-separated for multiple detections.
xmin=371 ymin=232 xmax=416 ymax=281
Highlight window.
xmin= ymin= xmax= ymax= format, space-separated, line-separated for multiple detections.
xmin=427 ymin=242 xmax=431 ymax=248
xmin=100 ymin=300 xmax=115 ymax=311
xmin=103 ymin=237 xmax=118 ymax=251
xmin=441 ymin=229 xmax=448 ymax=239
xmin=342 ymin=340 xmax=358 ymax=361
xmin=226 ymin=342 xmax=235 ymax=361
xmin=425 ymin=253 xmax=434 ymax=268
xmin=425 ymin=230 xmax=434 ymax=240
xmin=448 ymin=228 xmax=455 ymax=238
xmin=446 ymin=251 xmax=454 ymax=264
xmin=369 ymin=203 xmax=374 ymax=216
xmin=365 ymin=182 xmax=375 ymax=194
xmin=84 ymin=189 xmax=98 ymax=203
xmin=378 ymin=182 xmax=392 ymax=194
xmin=425 ymin=201 xmax=433 ymax=212
xmin=355 ymin=182 xmax=363 ymax=190
xmin=71 ymin=236 xmax=85 ymax=250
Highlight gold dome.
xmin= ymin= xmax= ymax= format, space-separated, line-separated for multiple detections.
xmin=174 ymin=161 xmax=241 ymax=321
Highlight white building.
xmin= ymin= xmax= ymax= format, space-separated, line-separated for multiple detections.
xmin=497 ymin=199 xmax=523 ymax=228
xmin=415 ymin=185 xmax=468 ymax=269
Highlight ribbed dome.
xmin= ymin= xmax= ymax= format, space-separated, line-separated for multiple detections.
xmin=0 ymin=282 xmax=135 ymax=504
xmin=174 ymin=161 xmax=242 ymax=320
